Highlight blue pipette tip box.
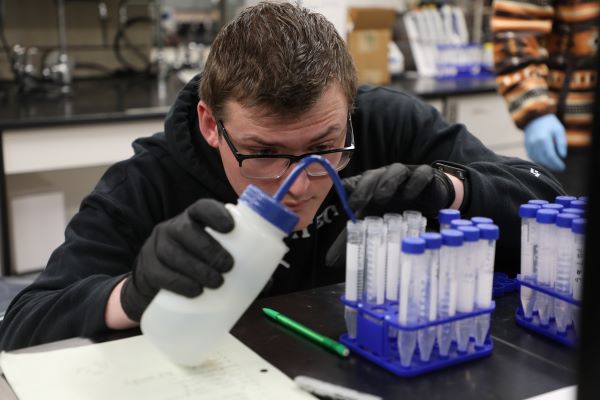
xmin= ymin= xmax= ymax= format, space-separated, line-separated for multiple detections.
xmin=514 ymin=276 xmax=579 ymax=347
xmin=340 ymin=296 xmax=495 ymax=377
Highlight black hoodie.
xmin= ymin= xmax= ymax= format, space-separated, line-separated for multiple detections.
xmin=0 ymin=75 xmax=564 ymax=350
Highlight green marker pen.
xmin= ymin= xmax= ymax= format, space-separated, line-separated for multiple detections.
xmin=262 ymin=307 xmax=350 ymax=357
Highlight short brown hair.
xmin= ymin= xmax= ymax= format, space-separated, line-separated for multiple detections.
xmin=199 ymin=1 xmax=357 ymax=121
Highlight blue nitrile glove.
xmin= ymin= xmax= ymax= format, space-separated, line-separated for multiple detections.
xmin=524 ymin=114 xmax=567 ymax=172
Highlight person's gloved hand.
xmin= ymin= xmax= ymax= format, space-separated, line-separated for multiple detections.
xmin=325 ymin=163 xmax=455 ymax=268
xmin=343 ymin=163 xmax=455 ymax=218
xmin=524 ymin=114 xmax=567 ymax=172
xmin=121 ymin=198 xmax=235 ymax=321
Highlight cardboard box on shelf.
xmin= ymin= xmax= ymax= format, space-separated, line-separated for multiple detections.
xmin=347 ymin=8 xmax=397 ymax=85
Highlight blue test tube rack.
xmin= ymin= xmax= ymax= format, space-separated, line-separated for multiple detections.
xmin=515 ymin=276 xmax=580 ymax=347
xmin=339 ymin=296 xmax=495 ymax=377
xmin=492 ymin=272 xmax=518 ymax=298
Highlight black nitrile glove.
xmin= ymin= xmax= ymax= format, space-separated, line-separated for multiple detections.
xmin=343 ymin=163 xmax=455 ymax=217
xmin=121 ymin=198 xmax=235 ymax=321
xmin=325 ymin=163 xmax=455 ymax=268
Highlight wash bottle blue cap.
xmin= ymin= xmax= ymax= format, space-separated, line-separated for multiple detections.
xmin=240 ymin=185 xmax=299 ymax=234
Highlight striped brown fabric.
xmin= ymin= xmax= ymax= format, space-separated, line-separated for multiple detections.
xmin=491 ymin=0 xmax=599 ymax=147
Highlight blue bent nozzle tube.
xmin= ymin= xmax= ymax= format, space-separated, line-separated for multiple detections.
xmin=273 ymin=155 xmax=356 ymax=223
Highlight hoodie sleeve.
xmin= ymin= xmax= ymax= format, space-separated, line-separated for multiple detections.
xmin=353 ymin=86 xmax=565 ymax=275
xmin=0 ymin=155 xmax=162 ymax=351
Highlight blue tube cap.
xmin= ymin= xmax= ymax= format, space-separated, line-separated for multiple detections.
xmin=578 ymin=196 xmax=588 ymax=201
xmin=438 ymin=209 xmax=461 ymax=224
xmin=556 ymin=213 xmax=579 ymax=228
xmin=519 ymin=204 xmax=541 ymax=218
xmin=478 ymin=223 xmax=499 ymax=240
xmin=450 ymin=219 xmax=473 ymax=229
xmin=542 ymin=203 xmax=564 ymax=211
xmin=420 ymin=232 xmax=442 ymax=249
xmin=536 ymin=208 xmax=559 ymax=224
xmin=471 ymin=216 xmax=493 ymax=225
xmin=572 ymin=218 xmax=586 ymax=234
xmin=570 ymin=200 xmax=587 ymax=210
xmin=562 ymin=207 xmax=585 ymax=216
xmin=555 ymin=196 xmax=577 ymax=207
xmin=457 ymin=226 xmax=480 ymax=242
xmin=528 ymin=199 xmax=549 ymax=206
xmin=239 ymin=185 xmax=299 ymax=234
xmin=402 ymin=237 xmax=426 ymax=254
xmin=441 ymin=229 xmax=464 ymax=247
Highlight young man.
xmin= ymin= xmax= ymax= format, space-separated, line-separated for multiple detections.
xmin=0 ymin=2 xmax=564 ymax=350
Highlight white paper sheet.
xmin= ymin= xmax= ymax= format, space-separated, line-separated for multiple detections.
xmin=525 ymin=385 xmax=577 ymax=400
xmin=0 ymin=334 xmax=316 ymax=400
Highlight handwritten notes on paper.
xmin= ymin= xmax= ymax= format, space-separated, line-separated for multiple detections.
xmin=0 ymin=334 xmax=316 ymax=400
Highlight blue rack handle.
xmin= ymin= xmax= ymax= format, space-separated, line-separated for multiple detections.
xmin=338 ymin=296 xmax=495 ymax=377
xmin=516 ymin=276 xmax=581 ymax=306
xmin=514 ymin=274 xmax=579 ymax=347
xmin=340 ymin=296 xmax=495 ymax=332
